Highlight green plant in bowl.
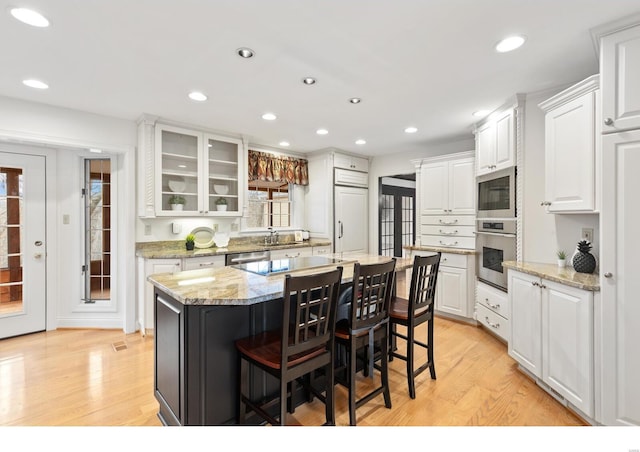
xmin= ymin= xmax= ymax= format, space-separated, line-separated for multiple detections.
xmin=557 ymin=250 xmax=566 ymax=260
xmin=185 ymin=233 xmax=196 ymax=251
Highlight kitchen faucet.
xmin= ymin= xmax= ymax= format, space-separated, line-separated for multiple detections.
xmin=264 ymin=228 xmax=279 ymax=246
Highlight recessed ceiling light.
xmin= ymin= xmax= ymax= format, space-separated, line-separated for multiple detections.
xmin=22 ymin=79 xmax=48 ymax=89
xmin=404 ymin=127 xmax=418 ymax=134
xmin=10 ymin=7 xmax=50 ymax=27
xmin=302 ymin=77 xmax=317 ymax=85
xmin=349 ymin=98 xmax=362 ymax=104
xmin=355 ymin=139 xmax=366 ymax=145
xmin=237 ymin=47 xmax=254 ymax=58
xmin=262 ymin=112 xmax=277 ymax=121
xmin=178 ymin=164 xmax=187 ymax=168
xmin=473 ymin=110 xmax=490 ymax=117
xmin=495 ymin=35 xmax=526 ymax=53
xmin=279 ymin=141 xmax=290 ymax=147
xmin=188 ymin=91 xmax=207 ymax=101
xmin=316 ymin=129 xmax=328 ymax=135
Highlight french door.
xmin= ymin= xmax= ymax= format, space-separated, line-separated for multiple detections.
xmin=379 ymin=184 xmax=415 ymax=257
xmin=0 ymin=152 xmax=46 ymax=339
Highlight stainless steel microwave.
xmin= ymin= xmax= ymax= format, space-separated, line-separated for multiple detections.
xmin=477 ymin=167 xmax=516 ymax=219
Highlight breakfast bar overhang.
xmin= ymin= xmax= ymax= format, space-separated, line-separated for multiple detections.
xmin=147 ymin=253 xmax=413 ymax=426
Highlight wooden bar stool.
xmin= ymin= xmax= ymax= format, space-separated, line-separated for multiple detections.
xmin=389 ymin=253 xmax=440 ymax=399
xmin=235 ymin=266 xmax=343 ymax=425
xmin=334 ymin=259 xmax=396 ymax=426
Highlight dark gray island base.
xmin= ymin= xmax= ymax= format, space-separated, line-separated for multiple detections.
xmin=154 ymin=287 xmax=285 ymax=426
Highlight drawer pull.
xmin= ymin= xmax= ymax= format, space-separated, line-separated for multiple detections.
xmin=485 ymin=317 xmax=500 ymax=329
xmin=439 ymin=219 xmax=458 ymax=225
xmin=486 ymin=300 xmax=500 ymax=310
xmin=439 ymin=240 xmax=458 ymax=247
xmin=199 ymin=263 xmax=216 ymax=267
xmin=439 ymin=229 xmax=459 ymax=235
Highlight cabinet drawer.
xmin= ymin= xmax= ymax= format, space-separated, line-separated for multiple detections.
xmin=421 ymin=224 xmax=475 ymax=238
xmin=420 ymin=235 xmax=475 ymax=251
xmin=439 ymin=252 xmax=468 ymax=269
xmin=477 ymin=281 xmax=509 ymax=319
xmin=421 ymin=215 xmax=475 ymax=226
xmin=334 ymin=168 xmax=368 ymax=187
xmin=183 ymin=255 xmax=225 ymax=270
xmin=476 ymin=303 xmax=509 ymax=342
xmin=270 ymin=247 xmax=313 ymax=259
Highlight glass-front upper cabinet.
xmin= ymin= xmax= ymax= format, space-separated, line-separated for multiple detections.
xmin=205 ymin=134 xmax=243 ymax=215
xmin=154 ymin=124 xmax=244 ymax=216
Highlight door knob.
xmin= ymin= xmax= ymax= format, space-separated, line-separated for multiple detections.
xmin=604 ymin=118 xmax=614 ymax=126
xmin=604 ymin=272 xmax=613 ymax=278
xmin=34 ymin=253 xmax=43 ymax=259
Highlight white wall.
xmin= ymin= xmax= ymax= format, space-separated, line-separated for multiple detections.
xmin=521 ymin=88 xmax=600 ymax=265
xmin=0 ymin=96 xmax=138 ymax=332
xmin=368 ymin=137 xmax=476 ymax=254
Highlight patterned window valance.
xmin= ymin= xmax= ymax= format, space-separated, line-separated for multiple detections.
xmin=248 ymin=150 xmax=309 ymax=186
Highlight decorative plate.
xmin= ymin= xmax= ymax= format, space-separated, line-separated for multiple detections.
xmin=168 ymin=177 xmax=186 ymax=193
xmin=190 ymin=227 xmax=215 ymax=249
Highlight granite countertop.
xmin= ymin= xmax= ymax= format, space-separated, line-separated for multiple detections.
xmin=137 ymin=238 xmax=332 ymax=259
xmin=403 ymin=245 xmax=476 ymax=255
xmin=502 ymin=261 xmax=600 ymax=292
xmin=148 ymin=253 xmax=412 ymax=306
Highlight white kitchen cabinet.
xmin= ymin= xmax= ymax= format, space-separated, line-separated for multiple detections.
xmin=419 ymin=156 xmax=475 ymax=216
xmin=600 ymin=128 xmax=640 ymax=426
xmin=539 ymin=75 xmax=600 ymax=213
xmin=600 ymin=23 xmax=640 ymax=133
xmin=155 ymin=124 xmax=244 ymax=217
xmin=476 ymin=281 xmax=509 ymax=343
xmin=333 ymin=152 xmax=368 ymax=172
xmin=508 ymin=269 xmax=594 ymax=418
xmin=139 ymin=257 xmax=182 ymax=334
xmin=409 ymin=250 xmax=475 ymax=321
xmin=269 ymin=247 xmax=313 ymax=260
xmin=182 ymin=255 xmax=225 ymax=271
xmin=475 ymin=108 xmax=516 ymax=176
xmin=334 ymin=185 xmax=368 ymax=254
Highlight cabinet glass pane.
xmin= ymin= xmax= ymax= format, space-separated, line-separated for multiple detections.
xmin=161 ymin=130 xmax=199 ymax=212
xmin=207 ymin=137 xmax=239 ymax=213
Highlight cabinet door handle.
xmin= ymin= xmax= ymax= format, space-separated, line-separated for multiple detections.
xmin=198 ymin=263 xmax=216 ymax=267
xmin=485 ymin=317 xmax=500 ymax=329
xmin=338 ymin=221 xmax=343 ymax=239
xmin=540 ymin=283 xmax=547 ymax=289
xmin=604 ymin=117 xmax=614 ymax=126
xmin=532 ymin=281 xmax=539 ymax=287
xmin=540 ymin=201 xmax=551 ymax=206
xmin=604 ymin=272 xmax=613 ymax=278
xmin=286 ymin=253 xmax=300 ymax=258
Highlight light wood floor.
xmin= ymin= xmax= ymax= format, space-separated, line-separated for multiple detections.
xmin=0 ymin=317 xmax=587 ymax=427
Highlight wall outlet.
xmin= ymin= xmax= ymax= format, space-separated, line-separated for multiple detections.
xmin=172 ymin=222 xmax=181 ymax=234
xmin=144 ymin=224 xmax=152 ymax=236
xmin=212 ymin=223 xmax=219 ymax=232
xmin=581 ymin=228 xmax=594 ymax=243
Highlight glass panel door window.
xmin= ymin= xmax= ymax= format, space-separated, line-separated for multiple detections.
xmin=0 ymin=167 xmax=23 ymax=314
xmin=207 ymin=136 xmax=240 ymax=214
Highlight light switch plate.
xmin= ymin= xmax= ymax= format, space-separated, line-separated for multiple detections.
xmin=581 ymin=228 xmax=593 ymax=243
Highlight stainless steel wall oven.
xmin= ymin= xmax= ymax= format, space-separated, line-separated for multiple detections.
xmin=476 ymin=220 xmax=516 ymax=291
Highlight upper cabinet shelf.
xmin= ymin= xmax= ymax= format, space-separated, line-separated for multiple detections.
xmin=136 ymin=116 xmax=246 ymax=218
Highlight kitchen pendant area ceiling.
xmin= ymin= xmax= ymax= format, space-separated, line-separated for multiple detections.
xmin=1 ymin=0 xmax=639 ymax=156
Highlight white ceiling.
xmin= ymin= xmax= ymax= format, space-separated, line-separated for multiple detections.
xmin=2 ymin=0 xmax=640 ymax=156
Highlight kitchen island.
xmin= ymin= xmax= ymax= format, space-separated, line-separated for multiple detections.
xmin=147 ymin=253 xmax=413 ymax=426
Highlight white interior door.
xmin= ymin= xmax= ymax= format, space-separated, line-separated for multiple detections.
xmin=334 ymin=186 xmax=368 ymax=254
xmin=0 ymin=152 xmax=46 ymax=339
